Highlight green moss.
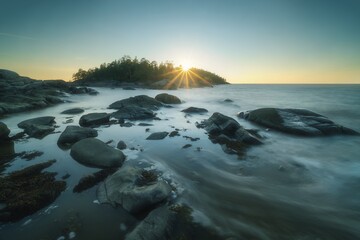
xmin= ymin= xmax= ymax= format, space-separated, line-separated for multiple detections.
xmin=136 ymin=170 xmax=158 ymax=186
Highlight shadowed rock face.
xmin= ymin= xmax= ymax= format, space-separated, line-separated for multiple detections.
xmin=0 ymin=160 xmax=66 ymax=222
xmin=70 ymin=138 xmax=125 ymax=168
xmin=17 ymin=116 xmax=56 ymax=139
xmin=239 ymin=108 xmax=359 ymax=136
xmin=155 ymin=93 xmax=181 ymax=104
xmin=97 ymin=165 xmax=171 ymax=213
xmin=0 ymin=122 xmax=10 ymax=141
xmin=79 ymin=113 xmax=110 ymax=127
xmin=199 ymin=112 xmax=262 ymax=155
xmin=109 ymin=95 xmax=163 ymax=110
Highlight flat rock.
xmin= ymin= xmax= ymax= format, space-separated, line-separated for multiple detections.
xmin=146 ymin=132 xmax=169 ymax=140
xmin=58 ymin=125 xmax=98 ymax=147
xmin=79 ymin=113 xmax=110 ymax=127
xmin=0 ymin=122 xmax=10 ymax=141
xmin=111 ymin=106 xmax=156 ymax=121
xmin=109 ymin=95 xmax=163 ymax=110
xmin=239 ymin=108 xmax=359 ymax=136
xmin=181 ymin=107 xmax=208 ymax=113
xmin=61 ymin=108 xmax=84 ymax=114
xmin=97 ymin=165 xmax=171 ymax=213
xmin=18 ymin=116 xmax=55 ymax=129
xmin=155 ymin=93 xmax=181 ymax=104
xmin=70 ymin=138 xmax=125 ymax=168
xmin=24 ymin=124 xmax=55 ymax=139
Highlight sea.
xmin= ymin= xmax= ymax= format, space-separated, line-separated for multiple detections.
xmin=1 ymin=84 xmax=360 ymax=240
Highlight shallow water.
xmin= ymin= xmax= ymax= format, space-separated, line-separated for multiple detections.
xmin=1 ymin=84 xmax=360 ymax=240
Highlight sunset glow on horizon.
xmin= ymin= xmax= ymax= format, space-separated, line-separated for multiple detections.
xmin=1 ymin=0 xmax=359 ymax=84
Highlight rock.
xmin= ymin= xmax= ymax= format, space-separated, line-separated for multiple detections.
xmin=79 ymin=113 xmax=110 ymax=127
xmin=20 ymin=150 xmax=43 ymax=161
xmin=24 ymin=124 xmax=55 ymax=139
xmin=122 ymin=87 xmax=136 ymax=90
xmin=109 ymin=95 xmax=163 ymax=110
xmin=138 ymin=123 xmax=153 ymax=126
xmin=0 ymin=122 xmax=10 ymax=141
xmin=57 ymin=126 xmax=98 ymax=148
xmin=182 ymin=144 xmax=192 ymax=149
xmin=146 ymin=132 xmax=169 ymax=140
xmin=117 ymin=140 xmax=127 ymax=150
xmin=97 ymin=165 xmax=171 ymax=213
xmin=181 ymin=107 xmax=208 ymax=113
xmin=18 ymin=116 xmax=55 ymax=129
xmin=73 ymin=168 xmax=117 ymax=193
xmin=111 ymin=106 xmax=156 ymax=121
xmin=169 ymin=131 xmax=180 ymax=137
xmin=69 ymin=86 xmax=98 ymax=95
xmin=0 ymin=69 xmax=20 ymax=80
xmin=200 ymin=112 xmax=262 ymax=155
xmin=155 ymin=93 xmax=181 ymax=104
xmin=224 ymin=99 xmax=233 ymax=102
xmin=61 ymin=108 xmax=84 ymax=114
xmin=0 ymin=160 xmax=66 ymax=222
xmin=239 ymin=108 xmax=359 ymax=136
xmin=70 ymin=138 xmax=125 ymax=168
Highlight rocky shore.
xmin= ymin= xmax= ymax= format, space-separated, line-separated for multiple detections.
xmin=0 ymin=83 xmax=358 ymax=239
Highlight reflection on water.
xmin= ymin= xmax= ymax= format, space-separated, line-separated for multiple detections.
xmin=0 ymin=85 xmax=360 ymax=240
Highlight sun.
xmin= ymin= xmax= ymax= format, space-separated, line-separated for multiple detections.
xmin=181 ymin=63 xmax=191 ymax=72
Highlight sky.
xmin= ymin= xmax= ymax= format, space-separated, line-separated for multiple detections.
xmin=0 ymin=0 xmax=359 ymax=83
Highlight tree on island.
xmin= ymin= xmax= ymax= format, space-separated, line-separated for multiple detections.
xmin=73 ymin=56 xmax=227 ymax=88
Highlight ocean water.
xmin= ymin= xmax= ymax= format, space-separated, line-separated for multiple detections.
xmin=0 ymin=84 xmax=360 ymax=240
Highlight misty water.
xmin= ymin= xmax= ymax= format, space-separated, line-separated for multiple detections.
xmin=1 ymin=84 xmax=360 ymax=240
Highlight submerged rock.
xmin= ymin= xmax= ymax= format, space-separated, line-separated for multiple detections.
xmin=97 ymin=165 xmax=171 ymax=213
xmin=58 ymin=125 xmax=98 ymax=148
xmin=181 ymin=107 xmax=208 ymax=114
xmin=155 ymin=93 xmax=181 ymax=104
xmin=70 ymin=138 xmax=125 ymax=168
xmin=200 ymin=112 xmax=262 ymax=155
xmin=146 ymin=132 xmax=169 ymax=140
xmin=0 ymin=122 xmax=10 ymax=141
xmin=109 ymin=95 xmax=163 ymax=110
xmin=111 ymin=106 xmax=156 ymax=121
xmin=239 ymin=108 xmax=359 ymax=136
xmin=73 ymin=168 xmax=118 ymax=193
xmin=61 ymin=108 xmax=84 ymax=114
xmin=0 ymin=160 xmax=66 ymax=222
xmin=79 ymin=113 xmax=110 ymax=127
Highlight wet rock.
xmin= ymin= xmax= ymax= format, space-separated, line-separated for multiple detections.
xmin=58 ymin=125 xmax=98 ymax=148
xmin=117 ymin=140 xmax=127 ymax=150
xmin=123 ymin=87 xmax=136 ymax=90
xmin=0 ymin=122 xmax=10 ymax=141
xmin=69 ymin=86 xmax=98 ymax=95
xmin=224 ymin=99 xmax=233 ymax=102
xmin=111 ymin=106 xmax=156 ymax=121
xmin=146 ymin=132 xmax=169 ymax=140
xmin=138 ymin=123 xmax=153 ymax=126
xmin=24 ymin=124 xmax=55 ymax=139
xmin=183 ymin=136 xmax=200 ymax=141
xmin=70 ymin=138 xmax=125 ymax=168
xmin=181 ymin=107 xmax=208 ymax=114
xmin=0 ymin=160 xmax=66 ymax=222
xmin=18 ymin=116 xmax=55 ymax=129
xmin=73 ymin=168 xmax=117 ymax=193
xmin=200 ymin=112 xmax=262 ymax=155
xmin=61 ymin=108 xmax=84 ymax=114
xmin=109 ymin=95 xmax=163 ymax=111
xmin=126 ymin=205 xmax=222 ymax=240
xmin=155 ymin=93 xmax=181 ymax=104
xmin=169 ymin=131 xmax=180 ymax=137
xmin=239 ymin=108 xmax=359 ymax=136
xmin=97 ymin=165 xmax=171 ymax=213
xmin=182 ymin=144 xmax=192 ymax=149
xmin=62 ymin=173 xmax=71 ymax=180
xmin=79 ymin=113 xmax=110 ymax=127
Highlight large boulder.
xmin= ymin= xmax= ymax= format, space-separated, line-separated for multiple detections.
xmin=200 ymin=112 xmax=262 ymax=155
xmin=155 ymin=93 xmax=181 ymax=104
xmin=79 ymin=113 xmax=110 ymax=127
xmin=239 ymin=108 xmax=359 ymax=136
xmin=0 ymin=122 xmax=10 ymax=141
xmin=70 ymin=138 xmax=125 ymax=168
xmin=181 ymin=107 xmax=208 ymax=114
xmin=97 ymin=165 xmax=171 ymax=213
xmin=111 ymin=106 xmax=156 ymax=121
xmin=18 ymin=116 xmax=55 ymax=129
xmin=109 ymin=95 xmax=163 ymax=110
xmin=57 ymin=125 xmax=98 ymax=148
xmin=0 ymin=69 xmax=20 ymax=80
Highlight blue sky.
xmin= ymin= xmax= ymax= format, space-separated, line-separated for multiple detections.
xmin=1 ymin=0 xmax=359 ymax=83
